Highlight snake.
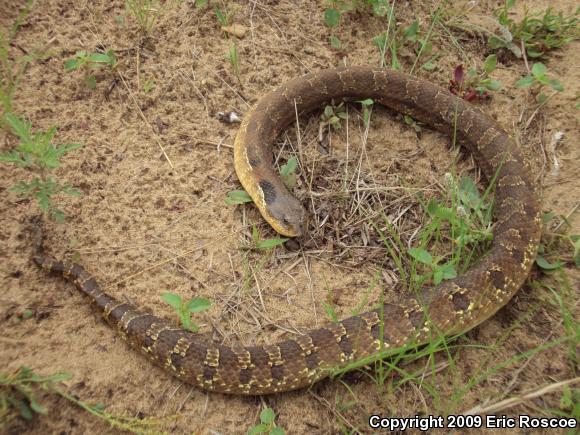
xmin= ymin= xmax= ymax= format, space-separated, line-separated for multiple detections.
xmin=33 ymin=66 xmax=541 ymax=395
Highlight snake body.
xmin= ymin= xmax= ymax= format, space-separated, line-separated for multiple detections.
xmin=34 ymin=67 xmax=541 ymax=395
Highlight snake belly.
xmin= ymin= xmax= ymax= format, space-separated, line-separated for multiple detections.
xmin=34 ymin=66 xmax=541 ymax=395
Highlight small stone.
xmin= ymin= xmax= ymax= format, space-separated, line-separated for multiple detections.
xmin=221 ymin=24 xmax=247 ymax=39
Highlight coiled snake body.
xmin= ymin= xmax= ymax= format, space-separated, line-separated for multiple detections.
xmin=34 ymin=67 xmax=541 ymax=395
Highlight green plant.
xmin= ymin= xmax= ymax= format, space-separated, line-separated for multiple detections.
xmin=125 ymin=0 xmax=160 ymax=34
xmin=515 ymin=62 xmax=564 ymax=103
xmin=0 ymin=366 xmax=70 ymax=424
xmin=0 ymin=113 xmax=82 ymax=222
xmin=225 ymin=190 xmax=252 ymax=205
xmin=0 ymin=30 xmax=32 ymax=116
xmin=408 ymin=246 xmax=457 ymax=285
xmin=251 ymin=225 xmax=288 ymax=250
xmin=377 ymin=172 xmax=494 ymax=291
xmin=321 ymin=300 xmax=339 ymax=323
xmin=64 ymin=49 xmax=117 ymax=89
xmin=323 ymin=1 xmax=392 ymax=48
xmin=404 ymin=115 xmax=422 ymax=133
xmin=248 ymin=407 xmax=285 ymax=435
xmin=215 ymin=6 xmax=232 ymax=27
xmin=142 ymin=78 xmax=155 ymax=93
xmin=161 ymin=293 xmax=211 ymax=333
xmin=280 ymin=156 xmax=298 ymax=190
xmin=0 ymin=0 xmax=35 ymax=115
xmin=320 ymin=101 xmax=347 ymax=130
xmin=227 ymin=41 xmax=240 ymax=75
xmin=534 ymin=212 xmax=580 ymax=271
xmin=449 ymin=55 xmax=502 ymax=102
xmin=490 ymin=1 xmax=579 ymax=58
xmin=0 ymin=366 xmax=169 ymax=432
xmin=372 ymin=18 xmax=437 ymax=71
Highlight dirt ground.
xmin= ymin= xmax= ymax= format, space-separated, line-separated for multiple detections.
xmin=0 ymin=0 xmax=578 ymax=434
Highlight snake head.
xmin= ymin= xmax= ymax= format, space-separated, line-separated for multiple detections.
xmin=266 ymin=194 xmax=306 ymax=237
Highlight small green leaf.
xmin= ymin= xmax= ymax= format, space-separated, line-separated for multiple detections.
xmin=531 ymin=63 xmax=547 ymax=78
xmin=324 ymin=8 xmax=340 ymax=28
xmin=488 ymin=36 xmax=507 ymax=50
xmin=329 ymin=115 xmax=341 ymax=128
xmin=483 ymin=54 xmax=497 ymax=74
xmin=515 ymin=75 xmax=535 ymax=88
xmin=433 ymin=269 xmax=443 ymax=285
xmin=321 ymin=301 xmax=338 ymax=323
xmin=408 ymin=247 xmax=433 ymax=265
xmin=5 ymin=113 xmax=31 ymax=142
xmin=87 ymin=53 xmax=113 ymax=64
xmin=0 ymin=149 xmax=26 ymax=165
xmin=541 ymin=211 xmax=555 ymax=224
xmin=280 ymin=156 xmax=298 ymax=178
xmin=459 ymin=175 xmax=481 ymax=208
xmin=161 ymin=292 xmax=183 ymax=310
xmin=29 ymin=397 xmax=47 ymax=415
xmin=270 ymin=427 xmax=285 ymax=435
xmin=280 ymin=156 xmax=298 ymax=189
xmin=225 ymin=190 xmax=252 ymax=205
xmin=248 ymin=423 xmax=269 ymax=435
xmin=255 ymin=238 xmax=288 ymax=250
xmin=433 ymin=205 xmax=456 ymax=222
xmin=440 ymin=263 xmax=457 ymax=280
xmin=485 ymin=80 xmax=502 ymax=91
xmin=526 ymin=49 xmax=543 ymax=58
xmin=260 ymin=407 xmax=276 ymax=424
xmin=323 ymin=105 xmax=333 ymax=118
xmin=186 ymin=297 xmax=211 ymax=313
xmin=35 ymin=189 xmax=50 ymax=211
xmin=58 ymin=142 xmax=83 ymax=155
xmin=330 ymin=35 xmax=340 ymax=49
xmin=358 ymin=98 xmax=374 ymax=107
xmin=535 ymin=255 xmax=563 ymax=270
xmin=64 ymin=58 xmax=82 ymax=71
xmin=547 ymin=78 xmax=564 ymax=92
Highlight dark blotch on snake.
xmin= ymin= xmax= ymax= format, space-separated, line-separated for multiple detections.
xmin=489 ymin=269 xmax=506 ymax=290
xmin=408 ymin=309 xmax=426 ymax=330
xmin=451 ymin=292 xmax=470 ymax=311
xmin=258 ymin=180 xmax=277 ymax=205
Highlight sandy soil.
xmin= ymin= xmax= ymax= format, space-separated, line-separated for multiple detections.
xmin=1 ymin=0 xmax=578 ymax=434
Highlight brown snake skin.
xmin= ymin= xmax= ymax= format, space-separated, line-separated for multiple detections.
xmin=34 ymin=67 xmax=541 ymax=395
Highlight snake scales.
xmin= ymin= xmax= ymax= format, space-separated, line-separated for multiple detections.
xmin=34 ymin=66 xmax=541 ymax=395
